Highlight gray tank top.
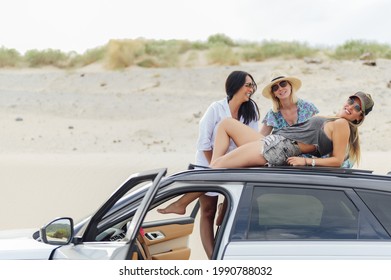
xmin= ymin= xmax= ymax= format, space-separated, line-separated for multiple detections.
xmin=273 ymin=116 xmax=333 ymax=156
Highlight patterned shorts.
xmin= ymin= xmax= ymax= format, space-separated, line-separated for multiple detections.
xmin=262 ymin=135 xmax=301 ymax=166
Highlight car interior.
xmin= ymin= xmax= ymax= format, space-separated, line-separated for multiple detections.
xmin=134 ymin=193 xmax=225 ymax=260
xmin=94 ymin=191 xmax=226 ymax=260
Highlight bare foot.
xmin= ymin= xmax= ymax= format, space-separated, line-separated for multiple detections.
xmin=157 ymin=202 xmax=186 ymax=215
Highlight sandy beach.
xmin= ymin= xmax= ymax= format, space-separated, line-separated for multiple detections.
xmin=1 ymin=58 xmax=390 ymax=232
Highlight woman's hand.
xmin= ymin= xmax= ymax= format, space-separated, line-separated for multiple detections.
xmin=287 ymin=156 xmax=306 ymax=166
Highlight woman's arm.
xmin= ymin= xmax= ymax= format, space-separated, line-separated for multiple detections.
xmin=287 ymin=119 xmax=350 ymax=167
xmin=259 ymin=124 xmax=273 ymax=136
xmin=203 ymin=150 xmax=213 ymax=163
xmin=288 ymin=156 xmax=343 ymax=167
xmin=196 ymin=104 xmax=218 ymax=152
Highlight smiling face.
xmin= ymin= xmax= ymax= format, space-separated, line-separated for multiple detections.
xmin=239 ymin=75 xmax=257 ymax=102
xmin=340 ymin=97 xmax=364 ymax=124
xmin=272 ymin=80 xmax=292 ymax=101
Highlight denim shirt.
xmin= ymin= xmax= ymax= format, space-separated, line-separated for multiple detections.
xmin=262 ymin=98 xmax=319 ymax=130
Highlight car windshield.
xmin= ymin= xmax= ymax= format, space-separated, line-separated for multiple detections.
xmin=96 ymin=181 xmax=152 ymax=233
xmin=71 ymin=182 xmax=152 ymax=238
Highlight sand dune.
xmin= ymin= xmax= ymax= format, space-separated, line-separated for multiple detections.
xmin=1 ymin=58 xmax=390 ymax=231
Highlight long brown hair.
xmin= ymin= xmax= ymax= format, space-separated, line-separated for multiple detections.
xmin=225 ymin=71 xmax=260 ymax=124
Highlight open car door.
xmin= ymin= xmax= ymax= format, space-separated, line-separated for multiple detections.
xmin=50 ymin=168 xmax=167 ymax=260
xmin=138 ymin=198 xmax=200 ymax=260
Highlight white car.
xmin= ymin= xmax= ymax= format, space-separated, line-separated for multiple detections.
xmin=2 ymin=166 xmax=391 ymax=260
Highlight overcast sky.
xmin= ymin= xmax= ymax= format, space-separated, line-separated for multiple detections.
xmin=1 ymin=0 xmax=390 ymax=54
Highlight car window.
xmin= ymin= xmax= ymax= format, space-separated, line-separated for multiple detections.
xmin=356 ymin=190 xmax=391 ymax=236
xmin=248 ymin=187 xmax=359 ymax=240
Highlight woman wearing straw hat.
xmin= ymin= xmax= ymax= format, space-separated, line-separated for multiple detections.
xmin=259 ymin=73 xmax=354 ymax=167
xmin=210 ymin=91 xmax=374 ymax=168
xmin=212 ymin=73 xmax=320 ymax=226
xmin=260 ymin=73 xmax=319 ymax=136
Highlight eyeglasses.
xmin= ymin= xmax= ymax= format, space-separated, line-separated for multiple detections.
xmin=271 ymin=80 xmax=288 ymax=93
xmin=244 ymin=82 xmax=257 ymax=92
xmin=347 ymin=98 xmax=362 ymax=113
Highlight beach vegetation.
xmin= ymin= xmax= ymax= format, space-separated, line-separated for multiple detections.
xmin=104 ymin=39 xmax=194 ymax=69
xmin=24 ymin=49 xmax=69 ymax=68
xmin=189 ymin=41 xmax=209 ymax=50
xmin=1 ymin=35 xmax=391 ymax=69
xmin=143 ymin=39 xmax=187 ymax=67
xmin=332 ymin=40 xmax=391 ymax=60
xmin=137 ymin=57 xmax=160 ymax=68
xmin=240 ymin=40 xmax=318 ymax=61
xmin=105 ymin=39 xmax=146 ymax=69
xmin=0 ymin=47 xmax=22 ymax=67
xmin=78 ymin=46 xmax=107 ymax=66
xmin=207 ymin=33 xmax=236 ymax=47
xmin=207 ymin=44 xmax=240 ymax=65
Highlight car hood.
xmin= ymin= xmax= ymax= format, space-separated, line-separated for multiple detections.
xmin=0 ymin=228 xmax=58 ymax=260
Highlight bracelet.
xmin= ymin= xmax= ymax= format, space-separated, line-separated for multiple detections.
xmin=312 ymin=158 xmax=316 ymax=167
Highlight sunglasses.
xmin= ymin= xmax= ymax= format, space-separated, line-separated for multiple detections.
xmin=271 ymin=80 xmax=288 ymax=93
xmin=347 ymin=98 xmax=362 ymax=113
xmin=244 ymin=82 xmax=257 ymax=92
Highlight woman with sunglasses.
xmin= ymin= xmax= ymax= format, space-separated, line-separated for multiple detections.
xmin=261 ymin=73 xmax=355 ymax=168
xmin=210 ymin=91 xmax=374 ymax=169
xmin=260 ymin=73 xmax=319 ymax=136
xmin=212 ymin=73 xmax=320 ymax=225
xmin=157 ymin=70 xmax=260 ymax=259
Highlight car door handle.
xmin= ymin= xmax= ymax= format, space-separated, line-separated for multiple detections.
xmin=145 ymin=231 xmax=165 ymax=240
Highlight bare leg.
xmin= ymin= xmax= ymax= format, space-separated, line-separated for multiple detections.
xmin=211 ymin=140 xmax=267 ymax=168
xmin=199 ymin=194 xmax=218 ymax=259
xmin=215 ymin=198 xmax=227 ymax=226
xmin=157 ymin=192 xmax=203 ymax=214
xmin=211 ymin=118 xmax=263 ymax=163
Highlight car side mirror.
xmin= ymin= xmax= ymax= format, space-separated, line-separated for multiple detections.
xmin=40 ymin=217 xmax=74 ymax=245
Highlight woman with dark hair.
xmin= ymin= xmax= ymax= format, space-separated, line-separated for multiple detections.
xmin=157 ymin=70 xmax=259 ymax=259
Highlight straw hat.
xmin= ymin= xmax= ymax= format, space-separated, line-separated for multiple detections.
xmin=262 ymin=73 xmax=302 ymax=99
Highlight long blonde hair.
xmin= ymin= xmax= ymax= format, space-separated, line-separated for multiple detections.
xmin=327 ymin=116 xmax=361 ymax=166
xmin=347 ymin=122 xmax=361 ymax=166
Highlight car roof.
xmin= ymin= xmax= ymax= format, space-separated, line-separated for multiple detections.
xmin=161 ymin=165 xmax=391 ymax=192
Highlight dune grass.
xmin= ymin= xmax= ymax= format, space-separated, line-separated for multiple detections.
xmin=333 ymin=40 xmax=391 ymax=60
xmin=24 ymin=49 xmax=70 ymax=68
xmin=0 ymin=47 xmax=22 ymax=67
xmin=0 ymin=35 xmax=390 ymax=69
xmin=241 ymin=40 xmax=318 ymax=62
